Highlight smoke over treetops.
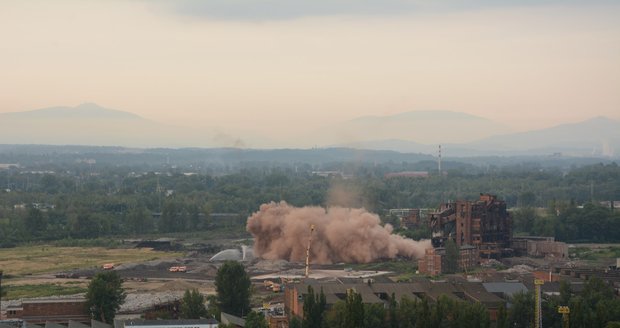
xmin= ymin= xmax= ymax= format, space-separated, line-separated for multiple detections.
xmin=246 ymin=201 xmax=431 ymax=264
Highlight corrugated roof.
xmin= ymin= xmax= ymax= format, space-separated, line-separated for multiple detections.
xmin=297 ymin=283 xmax=384 ymax=304
xmin=26 ymin=324 xmax=44 ymax=328
xmin=220 ymin=313 xmax=244 ymax=327
xmin=44 ymin=322 xmax=66 ymax=328
xmin=482 ymin=282 xmax=528 ymax=298
xmin=90 ymin=320 xmax=112 ymax=328
xmin=458 ymin=283 xmax=505 ymax=307
xmin=124 ymin=319 xmax=218 ymax=326
xmin=0 ymin=324 xmax=17 ymax=328
xmin=68 ymin=321 xmax=89 ymax=328
xmin=370 ymin=283 xmax=421 ymax=302
xmin=293 ymin=281 xmax=507 ymax=310
xmin=23 ymin=299 xmax=85 ymax=304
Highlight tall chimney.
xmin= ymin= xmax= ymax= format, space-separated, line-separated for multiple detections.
xmin=438 ymin=145 xmax=442 ymax=175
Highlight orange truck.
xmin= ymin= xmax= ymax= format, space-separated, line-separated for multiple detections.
xmin=169 ymin=266 xmax=187 ymax=272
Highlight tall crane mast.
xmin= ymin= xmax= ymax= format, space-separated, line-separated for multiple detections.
xmin=305 ymin=224 xmax=315 ymax=278
xmin=535 ymin=279 xmax=544 ymax=328
xmin=558 ymin=306 xmax=570 ymax=328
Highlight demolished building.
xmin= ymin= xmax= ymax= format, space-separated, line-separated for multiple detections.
xmin=429 ymin=194 xmax=512 ymax=259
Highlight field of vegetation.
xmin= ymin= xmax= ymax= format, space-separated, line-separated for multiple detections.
xmin=4 ymin=282 xmax=88 ymax=300
xmin=569 ymin=245 xmax=620 ymax=262
xmin=0 ymin=245 xmax=183 ymax=276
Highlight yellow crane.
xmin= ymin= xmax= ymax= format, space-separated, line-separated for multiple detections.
xmin=558 ymin=306 xmax=570 ymax=328
xmin=305 ymin=224 xmax=315 ymax=278
xmin=535 ymin=279 xmax=545 ymax=328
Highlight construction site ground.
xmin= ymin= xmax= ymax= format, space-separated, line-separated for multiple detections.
xmin=3 ymin=241 xmax=618 ymax=316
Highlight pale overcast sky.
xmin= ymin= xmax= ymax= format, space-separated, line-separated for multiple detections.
xmin=1 ymin=0 xmax=618 ymax=139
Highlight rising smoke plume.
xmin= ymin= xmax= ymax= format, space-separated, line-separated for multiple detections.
xmin=246 ymin=201 xmax=431 ymax=264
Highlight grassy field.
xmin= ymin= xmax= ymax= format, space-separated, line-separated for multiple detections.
xmin=569 ymin=245 xmax=620 ymax=261
xmin=4 ymin=282 xmax=88 ymax=300
xmin=0 ymin=245 xmax=183 ymax=276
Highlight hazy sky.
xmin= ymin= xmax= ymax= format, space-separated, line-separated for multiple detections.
xmin=1 ymin=0 xmax=619 ymax=139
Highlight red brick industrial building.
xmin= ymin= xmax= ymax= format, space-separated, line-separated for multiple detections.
xmin=5 ymin=298 xmax=90 ymax=324
xmin=430 ymin=194 xmax=512 ymax=259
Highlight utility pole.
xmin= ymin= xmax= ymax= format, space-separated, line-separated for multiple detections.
xmin=535 ymin=279 xmax=544 ymax=328
xmin=438 ymin=145 xmax=442 ymax=175
xmin=558 ymin=306 xmax=570 ymax=328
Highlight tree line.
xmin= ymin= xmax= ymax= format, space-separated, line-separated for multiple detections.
xmin=1 ymin=162 xmax=619 ymax=245
xmin=511 ymin=202 xmax=620 ymax=242
xmin=497 ymin=277 xmax=620 ymax=328
xmin=294 ymin=277 xmax=620 ymax=328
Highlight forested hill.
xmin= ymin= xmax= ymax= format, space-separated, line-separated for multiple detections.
xmin=0 ymin=145 xmax=433 ymax=167
xmin=0 ymin=144 xmax=615 ymax=170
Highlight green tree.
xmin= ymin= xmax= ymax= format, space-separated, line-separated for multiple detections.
xmin=1 ymin=270 xmax=6 ymax=298
xmin=245 ymin=311 xmax=268 ymax=328
xmin=344 ymin=291 xmax=364 ymax=328
xmin=126 ymin=205 xmax=152 ymax=235
xmin=69 ymin=211 xmax=110 ymax=238
xmin=507 ymin=291 xmax=534 ymax=328
xmin=444 ymin=239 xmax=459 ymax=274
xmin=206 ymin=294 xmax=220 ymax=320
xmin=463 ymin=302 xmax=491 ymax=328
xmin=160 ymin=201 xmax=180 ymax=233
xmin=430 ymin=295 xmax=451 ymax=328
xmin=86 ymin=271 xmax=126 ymax=324
xmin=325 ymin=301 xmax=346 ymax=328
xmin=559 ymin=280 xmax=572 ymax=305
xmin=364 ymin=303 xmax=387 ymax=328
xmin=302 ymin=286 xmax=326 ymax=328
xmin=215 ymin=261 xmax=251 ymax=317
xmin=496 ymin=304 xmax=509 ymax=328
xmin=416 ymin=298 xmax=431 ymax=328
xmin=512 ymin=207 xmax=538 ymax=234
xmin=187 ymin=203 xmax=202 ymax=230
xmin=398 ymin=296 xmax=418 ymax=328
xmin=519 ymin=191 xmax=537 ymax=207
xmin=388 ymin=293 xmax=398 ymax=328
xmin=180 ymin=289 xmax=208 ymax=319
xmin=289 ymin=317 xmax=302 ymax=328
xmin=24 ymin=207 xmax=46 ymax=238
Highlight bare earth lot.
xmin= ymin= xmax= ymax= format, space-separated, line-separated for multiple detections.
xmin=0 ymin=246 xmax=184 ymax=276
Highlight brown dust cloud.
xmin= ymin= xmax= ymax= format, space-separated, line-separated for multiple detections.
xmin=246 ymin=201 xmax=431 ymax=264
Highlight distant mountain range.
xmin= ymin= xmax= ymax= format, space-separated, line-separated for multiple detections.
xmin=339 ymin=116 xmax=620 ymax=157
xmin=1 ymin=103 xmax=618 ymax=157
xmin=467 ymin=116 xmax=620 ymax=156
xmin=308 ymin=110 xmax=511 ymax=146
xmin=2 ymin=103 xmax=142 ymax=120
xmin=0 ymin=103 xmax=212 ymax=148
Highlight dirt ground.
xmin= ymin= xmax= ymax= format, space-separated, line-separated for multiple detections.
xmin=0 ymin=246 xmax=183 ymax=276
xmin=5 ymin=241 xmax=615 ymax=314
